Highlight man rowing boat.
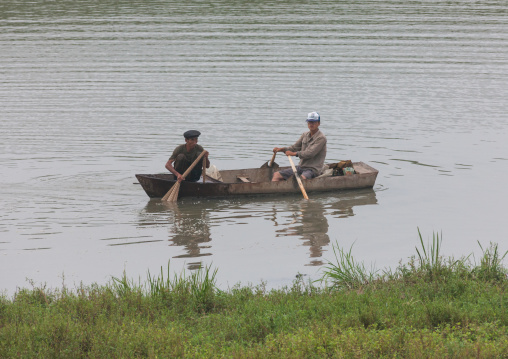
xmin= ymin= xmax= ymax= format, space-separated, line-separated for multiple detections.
xmin=272 ymin=111 xmax=327 ymax=182
xmin=165 ymin=130 xmax=210 ymax=182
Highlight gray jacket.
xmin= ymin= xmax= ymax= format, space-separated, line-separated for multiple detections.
xmin=284 ymin=129 xmax=327 ymax=176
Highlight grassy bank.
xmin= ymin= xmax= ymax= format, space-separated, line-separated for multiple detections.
xmin=1 ymin=232 xmax=507 ymax=358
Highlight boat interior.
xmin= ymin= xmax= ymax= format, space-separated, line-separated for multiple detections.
xmin=205 ymin=162 xmax=374 ymax=184
xmin=217 ymin=167 xmax=280 ymax=183
xmin=160 ymin=162 xmax=374 ymax=184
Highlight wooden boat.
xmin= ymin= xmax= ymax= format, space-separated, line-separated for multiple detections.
xmin=135 ymin=162 xmax=378 ymax=199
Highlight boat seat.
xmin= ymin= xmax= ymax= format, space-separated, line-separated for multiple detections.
xmin=236 ymin=176 xmax=251 ymax=183
xmin=204 ymin=175 xmax=223 ymax=183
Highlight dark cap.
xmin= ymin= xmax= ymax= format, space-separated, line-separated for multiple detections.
xmin=183 ymin=130 xmax=201 ymax=139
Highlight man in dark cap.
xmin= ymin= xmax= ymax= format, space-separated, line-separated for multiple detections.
xmin=272 ymin=111 xmax=327 ymax=181
xmin=165 ymin=130 xmax=210 ymax=182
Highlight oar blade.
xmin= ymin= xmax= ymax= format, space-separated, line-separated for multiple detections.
xmin=163 ymin=182 xmax=180 ymax=202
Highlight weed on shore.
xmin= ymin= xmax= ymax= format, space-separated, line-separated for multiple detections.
xmin=1 ymin=230 xmax=507 ymax=358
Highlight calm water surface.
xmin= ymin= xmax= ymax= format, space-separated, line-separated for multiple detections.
xmin=1 ymin=0 xmax=507 ymax=295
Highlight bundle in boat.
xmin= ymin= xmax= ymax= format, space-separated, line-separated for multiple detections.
xmin=162 ymin=150 xmax=207 ymax=202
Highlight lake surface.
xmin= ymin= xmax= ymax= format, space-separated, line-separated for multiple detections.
xmin=1 ymin=0 xmax=507 ymax=295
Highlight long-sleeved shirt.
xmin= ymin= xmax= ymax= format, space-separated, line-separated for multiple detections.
xmin=284 ymin=129 xmax=327 ymax=176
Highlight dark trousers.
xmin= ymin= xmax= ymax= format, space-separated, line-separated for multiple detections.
xmin=174 ymin=154 xmax=202 ymax=182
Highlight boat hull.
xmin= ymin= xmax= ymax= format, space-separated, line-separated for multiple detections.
xmin=135 ymin=162 xmax=378 ymax=199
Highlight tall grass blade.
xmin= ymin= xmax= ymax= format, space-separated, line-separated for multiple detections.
xmin=318 ymin=241 xmax=378 ymax=290
xmin=474 ymin=241 xmax=508 ymax=281
xmin=415 ymin=228 xmax=443 ymax=277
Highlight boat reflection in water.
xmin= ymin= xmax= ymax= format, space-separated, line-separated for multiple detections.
xmin=141 ymin=201 xmax=213 ymax=270
xmin=139 ymin=189 xmax=378 ymax=269
xmin=328 ymin=188 xmax=379 ymax=219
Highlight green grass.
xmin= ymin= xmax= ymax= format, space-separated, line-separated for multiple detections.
xmin=1 ymin=230 xmax=507 ymax=358
xmin=317 ymin=241 xmax=378 ymax=290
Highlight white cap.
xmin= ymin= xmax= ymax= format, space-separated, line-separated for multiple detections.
xmin=306 ymin=111 xmax=320 ymax=122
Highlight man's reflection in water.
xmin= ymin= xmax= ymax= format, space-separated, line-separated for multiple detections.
xmin=274 ymin=189 xmax=378 ymax=266
xmin=276 ymin=200 xmax=330 ymax=266
xmin=142 ymin=201 xmax=212 ymax=270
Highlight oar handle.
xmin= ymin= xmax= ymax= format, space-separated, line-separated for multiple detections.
xmin=202 ymin=156 xmax=207 ymax=183
xmin=268 ymin=152 xmax=277 ymax=167
xmin=181 ymin=150 xmax=207 ymax=180
xmin=287 ymin=155 xmax=309 ymax=200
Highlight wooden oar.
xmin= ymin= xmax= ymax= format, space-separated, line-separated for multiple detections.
xmin=260 ymin=151 xmax=278 ymax=169
xmin=268 ymin=151 xmax=277 ymax=167
xmin=287 ymin=155 xmax=309 ymax=200
xmin=162 ymin=150 xmax=207 ymax=202
xmin=202 ymin=156 xmax=207 ymax=184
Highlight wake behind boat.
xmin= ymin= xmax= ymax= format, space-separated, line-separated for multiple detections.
xmin=135 ymin=162 xmax=378 ymax=199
